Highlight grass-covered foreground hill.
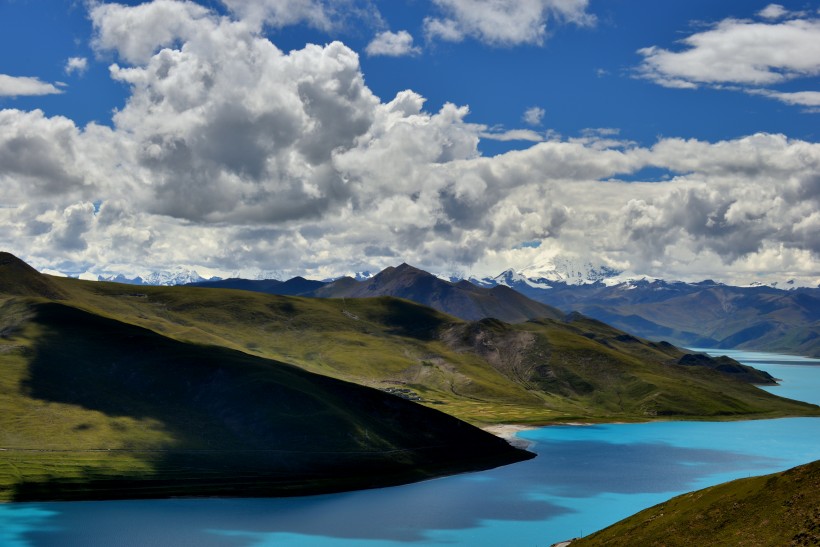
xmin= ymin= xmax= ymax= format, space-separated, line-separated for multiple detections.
xmin=574 ymin=459 xmax=820 ymax=546
xmin=1 ymin=252 xmax=819 ymax=501
xmin=0 ymin=256 xmax=532 ymax=502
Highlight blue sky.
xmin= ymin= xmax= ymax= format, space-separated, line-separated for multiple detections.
xmin=1 ymin=0 xmax=818 ymax=284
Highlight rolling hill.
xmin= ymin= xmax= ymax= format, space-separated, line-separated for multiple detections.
xmin=6 ymin=253 xmax=816 ymax=423
xmin=2 ymin=252 xmax=819 ymax=501
xmin=574 ymin=459 xmax=820 ymax=546
xmin=0 ymin=254 xmax=531 ymax=501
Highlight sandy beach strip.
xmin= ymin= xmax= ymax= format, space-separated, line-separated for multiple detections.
xmin=482 ymin=424 xmax=539 ymax=450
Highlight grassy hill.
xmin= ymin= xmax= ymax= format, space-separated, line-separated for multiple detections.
xmin=574 ymin=459 xmax=820 ymax=546
xmin=5 ymin=254 xmax=815 ymax=425
xmin=2 ymin=252 xmax=819 ymax=501
xmin=0 ymin=299 xmax=530 ymax=502
xmin=0 ymin=253 xmax=535 ymax=501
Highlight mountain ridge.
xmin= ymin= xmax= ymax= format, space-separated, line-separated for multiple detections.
xmin=186 ymin=262 xmax=819 ymax=357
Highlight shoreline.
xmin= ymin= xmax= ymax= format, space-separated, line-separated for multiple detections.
xmin=481 ymin=424 xmax=539 ymax=450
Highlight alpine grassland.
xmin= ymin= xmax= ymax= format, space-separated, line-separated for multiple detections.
xmin=1 ymin=252 xmax=818 ymax=501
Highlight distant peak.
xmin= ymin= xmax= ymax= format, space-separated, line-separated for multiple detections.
xmin=379 ymin=263 xmax=430 ymax=278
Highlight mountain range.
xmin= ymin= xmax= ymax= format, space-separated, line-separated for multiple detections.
xmin=480 ymin=272 xmax=820 ymax=358
xmin=190 ymin=262 xmax=820 ymax=357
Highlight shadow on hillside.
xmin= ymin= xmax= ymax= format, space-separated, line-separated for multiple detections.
xmin=372 ymin=298 xmax=447 ymax=340
xmin=11 ymin=302 xmax=529 ymax=502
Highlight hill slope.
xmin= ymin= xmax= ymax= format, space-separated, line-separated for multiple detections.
xmin=6 ymin=253 xmax=815 ymax=425
xmin=575 ymin=459 xmax=820 ymax=546
xmin=0 ymin=298 xmax=530 ymax=502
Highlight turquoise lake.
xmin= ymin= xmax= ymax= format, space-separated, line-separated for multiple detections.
xmin=3 ymin=350 xmax=819 ymax=546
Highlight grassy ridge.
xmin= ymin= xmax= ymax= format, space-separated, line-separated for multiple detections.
xmin=0 ymin=300 xmax=530 ymax=501
xmin=575 ymin=459 xmax=820 ymax=546
xmin=2 ymin=252 xmax=819 ymax=502
xmin=35 ymin=275 xmax=820 ymax=424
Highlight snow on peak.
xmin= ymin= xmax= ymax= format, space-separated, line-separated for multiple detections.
xmin=520 ymin=257 xmax=622 ymax=285
xmin=95 ymin=268 xmax=212 ymax=286
xmin=492 ymin=268 xmax=530 ymax=287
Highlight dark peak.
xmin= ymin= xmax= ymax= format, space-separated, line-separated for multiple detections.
xmin=333 ymin=275 xmax=356 ymax=283
xmin=377 ymin=263 xmax=433 ymax=280
xmin=0 ymin=252 xmax=38 ymax=272
xmin=394 ymin=263 xmax=428 ymax=275
xmin=0 ymin=252 xmax=66 ymax=299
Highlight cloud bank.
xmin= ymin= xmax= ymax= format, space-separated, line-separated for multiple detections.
xmin=424 ymin=0 xmax=594 ymax=46
xmin=1 ymin=0 xmax=818 ymax=287
xmin=637 ymin=9 xmax=820 ymax=110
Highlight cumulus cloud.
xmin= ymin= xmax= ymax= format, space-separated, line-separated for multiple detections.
xmin=758 ymin=4 xmax=789 ymax=20
xmin=91 ymin=1 xmax=380 ymax=224
xmin=65 ymin=57 xmax=89 ymax=76
xmin=637 ymin=12 xmax=820 ymax=110
xmin=0 ymin=75 xmax=63 ymax=97
xmin=424 ymin=0 xmax=595 ymax=46
xmin=523 ymin=106 xmax=545 ymax=126
xmin=366 ymin=30 xmax=420 ymax=57
xmin=2 ymin=0 xmax=819 ymax=287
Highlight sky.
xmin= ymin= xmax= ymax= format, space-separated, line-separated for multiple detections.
xmin=0 ymin=0 xmax=819 ymax=285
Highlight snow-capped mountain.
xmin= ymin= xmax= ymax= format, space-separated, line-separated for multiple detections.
xmin=468 ymin=258 xmax=623 ymax=290
xmin=519 ymin=257 xmax=622 ymax=285
xmin=96 ymin=269 xmax=217 ymax=286
xmin=353 ymin=271 xmax=375 ymax=281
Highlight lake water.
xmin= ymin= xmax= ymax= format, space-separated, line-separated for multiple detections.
xmin=3 ymin=350 xmax=819 ymax=547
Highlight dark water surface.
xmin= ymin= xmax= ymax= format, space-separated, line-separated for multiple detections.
xmin=3 ymin=350 xmax=819 ymax=546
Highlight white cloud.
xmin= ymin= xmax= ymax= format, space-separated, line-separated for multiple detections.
xmin=523 ymin=106 xmax=545 ymax=126
xmin=423 ymin=17 xmax=464 ymax=42
xmin=424 ymin=0 xmax=595 ymax=46
xmin=91 ymin=0 xmax=215 ymax=65
xmin=3 ymin=0 xmax=820 ymax=287
xmin=638 ymin=18 xmax=820 ymax=86
xmin=747 ymin=88 xmax=820 ymax=109
xmin=0 ymin=75 xmax=63 ymax=97
xmin=65 ymin=57 xmax=89 ymax=76
xmin=637 ymin=14 xmax=820 ymax=109
xmin=365 ymin=30 xmax=420 ymax=57
xmin=480 ymin=129 xmax=544 ymax=142
xmin=758 ymin=4 xmax=789 ymax=20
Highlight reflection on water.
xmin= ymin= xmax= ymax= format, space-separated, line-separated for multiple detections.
xmin=7 ymin=350 xmax=820 ymax=546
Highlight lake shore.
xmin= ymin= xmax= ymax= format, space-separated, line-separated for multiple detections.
xmin=482 ymin=424 xmax=539 ymax=449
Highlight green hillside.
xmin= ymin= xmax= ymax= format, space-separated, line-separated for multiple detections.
xmin=9 ymin=258 xmax=816 ymax=425
xmin=2 ymin=252 xmax=819 ymax=502
xmin=575 ymin=459 xmax=820 ymax=546
xmin=0 ymin=299 xmax=530 ymax=502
